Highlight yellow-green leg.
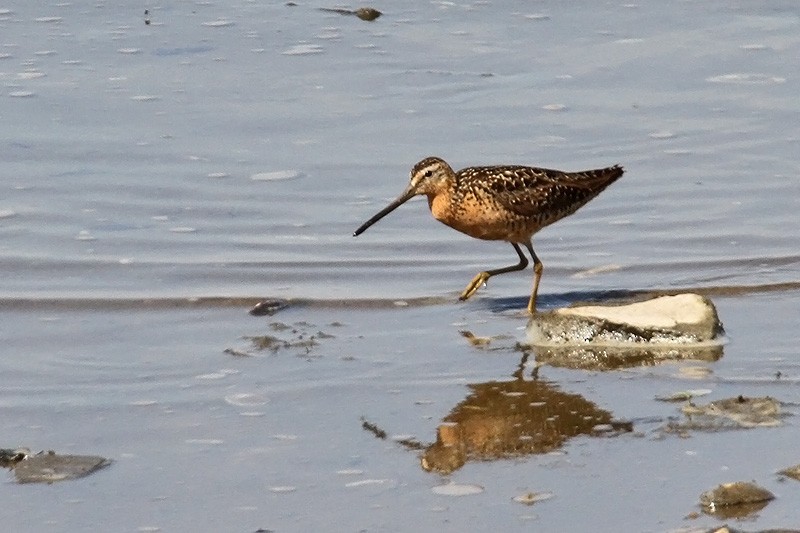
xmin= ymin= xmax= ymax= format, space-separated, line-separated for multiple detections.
xmin=524 ymin=242 xmax=542 ymax=314
xmin=459 ymin=243 xmax=529 ymax=301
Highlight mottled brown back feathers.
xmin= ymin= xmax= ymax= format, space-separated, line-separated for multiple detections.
xmin=462 ymin=165 xmax=623 ymax=219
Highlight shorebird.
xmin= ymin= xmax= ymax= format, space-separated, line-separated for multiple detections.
xmin=353 ymin=157 xmax=624 ymax=314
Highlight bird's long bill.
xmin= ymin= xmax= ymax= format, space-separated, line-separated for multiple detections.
xmin=353 ymin=186 xmax=416 ymax=236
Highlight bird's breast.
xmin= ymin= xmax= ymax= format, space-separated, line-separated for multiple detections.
xmin=427 ymin=191 xmax=538 ymax=243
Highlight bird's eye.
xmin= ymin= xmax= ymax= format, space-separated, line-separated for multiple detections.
xmin=424 ymin=170 xmax=433 ymax=178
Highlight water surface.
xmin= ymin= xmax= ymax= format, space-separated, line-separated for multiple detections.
xmin=1 ymin=1 xmax=799 ymax=531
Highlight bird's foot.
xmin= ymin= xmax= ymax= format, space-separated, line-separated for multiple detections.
xmin=459 ymin=272 xmax=491 ymax=301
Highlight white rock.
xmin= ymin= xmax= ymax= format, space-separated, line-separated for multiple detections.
xmin=557 ymin=293 xmax=714 ymax=332
xmin=528 ymin=293 xmax=723 ymax=347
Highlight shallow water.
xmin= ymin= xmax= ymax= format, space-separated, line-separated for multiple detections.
xmin=1 ymin=1 xmax=799 ymax=531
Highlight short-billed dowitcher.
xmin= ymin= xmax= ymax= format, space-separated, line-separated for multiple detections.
xmin=353 ymin=157 xmax=624 ymax=314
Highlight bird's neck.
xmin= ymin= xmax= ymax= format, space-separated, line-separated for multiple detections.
xmin=427 ymin=189 xmax=454 ymax=225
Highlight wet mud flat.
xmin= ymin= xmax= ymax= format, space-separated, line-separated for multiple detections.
xmin=2 ymin=289 xmax=800 ymax=531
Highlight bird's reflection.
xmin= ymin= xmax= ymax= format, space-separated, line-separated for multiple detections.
xmin=416 ymin=354 xmax=630 ymax=474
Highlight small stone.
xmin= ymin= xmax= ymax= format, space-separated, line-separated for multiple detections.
xmin=0 ymin=448 xmax=30 ymax=467
xmin=12 ymin=451 xmax=111 ymax=483
xmin=513 ymin=491 xmax=554 ymax=505
xmin=355 ymin=7 xmax=381 ymax=21
xmin=655 ymin=389 xmax=712 ymax=402
xmin=460 ymin=330 xmax=491 ymax=347
xmin=700 ymin=481 xmax=774 ymax=509
xmin=249 ymin=299 xmax=289 ymax=316
xmin=682 ymin=396 xmax=781 ymax=428
xmin=778 ymin=463 xmax=800 ymax=481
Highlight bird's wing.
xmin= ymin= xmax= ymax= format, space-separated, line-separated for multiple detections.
xmin=465 ymin=166 xmax=623 ymax=218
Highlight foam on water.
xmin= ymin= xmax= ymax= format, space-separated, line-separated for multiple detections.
xmin=706 ymin=73 xmax=786 ymax=84
xmin=282 ymin=43 xmax=324 ymax=55
xmin=201 ymin=20 xmax=234 ymax=27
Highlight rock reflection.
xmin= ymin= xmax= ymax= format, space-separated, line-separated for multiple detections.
xmin=418 ymin=360 xmax=630 ymax=474
xmin=532 ymin=344 xmax=723 ymax=371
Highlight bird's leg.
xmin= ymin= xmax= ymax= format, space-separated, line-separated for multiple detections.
xmin=524 ymin=242 xmax=543 ymax=314
xmin=459 ymin=243 xmax=529 ymax=301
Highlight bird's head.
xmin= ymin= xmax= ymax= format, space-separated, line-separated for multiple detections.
xmin=406 ymin=156 xmax=455 ymax=196
xmin=353 ymin=156 xmax=455 ymax=236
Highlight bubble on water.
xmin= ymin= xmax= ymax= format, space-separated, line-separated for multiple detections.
xmin=151 ymin=215 xmax=169 ymax=221
xmin=185 ymin=439 xmax=224 ymax=445
xmin=542 ymin=103 xmax=567 ymax=111
xmin=35 ymin=16 xmax=63 ymax=23
xmin=76 ymin=230 xmax=96 ymax=241
xmin=345 ymin=479 xmax=389 ymax=488
xmin=169 ymin=226 xmax=196 ymax=233
xmin=62 ymin=60 xmax=83 ymax=65
xmin=268 ymin=486 xmax=296 ymax=493
xmin=195 ymin=369 xmax=238 ymax=380
xmin=677 ymin=366 xmax=712 ymax=379
xmin=34 ymin=50 xmax=56 ymax=56
xmin=740 ymin=43 xmax=769 ymax=51
xmin=316 ymin=28 xmax=341 ymax=40
xmin=17 ymin=71 xmax=46 ymax=79
xmin=250 ymin=170 xmax=302 ymax=181
xmin=0 ymin=9 xmax=13 ymax=15
xmin=117 ymin=48 xmax=141 ymax=54
xmin=0 ymin=53 xmax=12 ymax=60
xmin=130 ymin=95 xmax=161 ymax=101
xmin=649 ymin=131 xmax=675 ymax=139
xmin=9 ymin=91 xmax=35 ymax=98
xmin=524 ymin=13 xmax=550 ymax=20
xmin=224 ymin=393 xmax=269 ymax=407
xmin=129 ymin=400 xmax=158 ymax=406
xmin=336 ymin=469 xmax=364 ymax=476
xmin=196 ymin=372 xmax=225 ymax=380
xmin=282 ymin=43 xmax=324 ymax=56
xmin=0 ymin=210 xmax=16 ymax=219
xmin=706 ymin=73 xmax=785 ymax=84
xmin=202 ymin=20 xmax=234 ymax=27
xmin=534 ymin=135 xmax=566 ymax=146
xmin=431 ymin=482 xmax=484 ymax=496
xmin=207 ymin=172 xmax=230 ymax=178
